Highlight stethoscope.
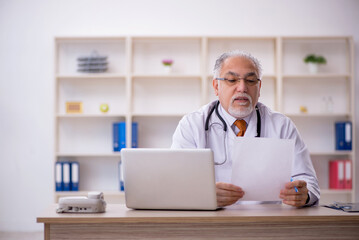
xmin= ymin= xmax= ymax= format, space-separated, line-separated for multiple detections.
xmin=204 ymin=100 xmax=261 ymax=165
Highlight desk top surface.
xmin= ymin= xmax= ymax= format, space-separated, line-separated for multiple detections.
xmin=37 ymin=204 xmax=359 ymax=224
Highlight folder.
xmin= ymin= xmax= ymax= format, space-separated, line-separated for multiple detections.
xmin=113 ymin=122 xmax=138 ymax=151
xmin=335 ymin=122 xmax=352 ymax=150
xmin=119 ymin=161 xmax=124 ymax=191
xmin=329 ymin=160 xmax=344 ymax=189
xmin=71 ymin=162 xmax=79 ymax=191
xmin=55 ymin=162 xmax=63 ymax=191
xmin=62 ymin=162 xmax=71 ymax=191
xmin=344 ymin=160 xmax=352 ymax=189
xmin=132 ymin=122 xmax=138 ymax=148
xmin=113 ymin=122 xmax=126 ymax=151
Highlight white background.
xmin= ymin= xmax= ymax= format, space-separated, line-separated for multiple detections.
xmin=0 ymin=0 xmax=358 ymax=231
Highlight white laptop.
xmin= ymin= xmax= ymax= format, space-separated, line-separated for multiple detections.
xmin=121 ymin=148 xmax=218 ymax=210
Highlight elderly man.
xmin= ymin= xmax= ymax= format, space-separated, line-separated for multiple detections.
xmin=171 ymin=50 xmax=320 ymax=208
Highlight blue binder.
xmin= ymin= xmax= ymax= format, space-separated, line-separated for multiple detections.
xmin=132 ymin=122 xmax=138 ymax=148
xmin=62 ymin=162 xmax=71 ymax=191
xmin=118 ymin=161 xmax=125 ymax=191
xmin=55 ymin=162 xmax=63 ymax=191
xmin=70 ymin=162 xmax=79 ymax=191
xmin=113 ymin=122 xmax=138 ymax=151
xmin=335 ymin=121 xmax=352 ymax=150
xmin=113 ymin=122 xmax=126 ymax=151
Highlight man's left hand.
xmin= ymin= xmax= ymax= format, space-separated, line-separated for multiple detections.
xmin=279 ymin=180 xmax=308 ymax=207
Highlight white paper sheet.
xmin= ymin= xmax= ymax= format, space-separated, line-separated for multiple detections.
xmin=231 ymin=138 xmax=294 ymax=202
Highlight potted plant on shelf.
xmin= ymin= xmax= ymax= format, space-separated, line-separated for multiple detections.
xmin=162 ymin=59 xmax=173 ymax=74
xmin=303 ymin=54 xmax=327 ymax=74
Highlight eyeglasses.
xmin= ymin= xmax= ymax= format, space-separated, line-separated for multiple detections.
xmin=215 ymin=76 xmax=261 ymax=86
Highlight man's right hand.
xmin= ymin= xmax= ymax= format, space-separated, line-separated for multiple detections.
xmin=216 ymin=182 xmax=245 ymax=207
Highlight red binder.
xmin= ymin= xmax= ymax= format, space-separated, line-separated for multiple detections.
xmin=344 ymin=160 xmax=352 ymax=189
xmin=329 ymin=160 xmax=345 ymax=189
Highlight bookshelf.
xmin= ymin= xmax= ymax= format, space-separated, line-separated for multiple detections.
xmin=54 ymin=36 xmax=355 ymax=205
xmin=279 ymin=37 xmax=355 ymax=204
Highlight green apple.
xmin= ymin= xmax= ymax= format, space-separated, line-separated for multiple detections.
xmin=100 ymin=103 xmax=109 ymax=113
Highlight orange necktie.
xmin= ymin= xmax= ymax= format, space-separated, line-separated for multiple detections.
xmin=234 ymin=119 xmax=247 ymax=137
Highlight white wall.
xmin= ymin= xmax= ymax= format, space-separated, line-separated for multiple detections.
xmin=0 ymin=0 xmax=358 ymax=231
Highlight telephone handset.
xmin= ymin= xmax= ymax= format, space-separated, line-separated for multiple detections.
xmin=56 ymin=191 xmax=107 ymax=213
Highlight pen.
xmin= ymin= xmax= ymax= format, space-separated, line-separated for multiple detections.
xmin=291 ymin=178 xmax=298 ymax=193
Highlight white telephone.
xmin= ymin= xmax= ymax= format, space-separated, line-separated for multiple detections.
xmin=56 ymin=192 xmax=107 ymax=213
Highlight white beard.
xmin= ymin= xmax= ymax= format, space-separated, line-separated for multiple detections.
xmin=228 ymin=93 xmax=254 ymax=118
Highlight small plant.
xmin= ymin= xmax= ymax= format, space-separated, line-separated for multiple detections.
xmin=304 ymin=54 xmax=327 ymax=64
xmin=162 ymin=59 xmax=173 ymax=66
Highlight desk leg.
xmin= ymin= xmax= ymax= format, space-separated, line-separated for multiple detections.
xmin=44 ymin=223 xmax=50 ymax=240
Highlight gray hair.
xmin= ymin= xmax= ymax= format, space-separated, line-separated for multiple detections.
xmin=213 ymin=50 xmax=263 ymax=79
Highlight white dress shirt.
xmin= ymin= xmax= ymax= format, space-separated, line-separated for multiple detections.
xmin=171 ymin=100 xmax=320 ymax=206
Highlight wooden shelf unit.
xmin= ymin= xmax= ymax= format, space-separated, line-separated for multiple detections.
xmin=54 ymin=36 xmax=355 ymax=204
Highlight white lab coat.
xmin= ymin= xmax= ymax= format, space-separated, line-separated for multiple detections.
xmin=171 ymin=100 xmax=320 ymax=206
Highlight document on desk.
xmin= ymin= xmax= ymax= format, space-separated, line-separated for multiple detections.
xmin=231 ymin=138 xmax=294 ymax=202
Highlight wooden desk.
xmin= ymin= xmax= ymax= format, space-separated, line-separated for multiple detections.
xmin=37 ymin=204 xmax=359 ymax=240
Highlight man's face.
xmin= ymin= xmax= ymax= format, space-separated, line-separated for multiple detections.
xmin=213 ymin=56 xmax=261 ymax=118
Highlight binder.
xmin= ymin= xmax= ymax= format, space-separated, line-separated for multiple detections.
xmin=62 ymin=162 xmax=71 ymax=191
xmin=119 ymin=161 xmax=125 ymax=191
xmin=113 ymin=122 xmax=126 ymax=151
xmin=71 ymin=162 xmax=79 ymax=191
xmin=132 ymin=122 xmax=138 ymax=148
xmin=113 ymin=122 xmax=138 ymax=151
xmin=329 ymin=160 xmax=344 ymax=189
xmin=55 ymin=162 xmax=63 ymax=191
xmin=335 ymin=122 xmax=352 ymax=150
xmin=344 ymin=160 xmax=352 ymax=189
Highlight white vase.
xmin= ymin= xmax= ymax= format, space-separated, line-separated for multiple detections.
xmin=308 ymin=63 xmax=318 ymax=74
xmin=163 ymin=65 xmax=172 ymax=74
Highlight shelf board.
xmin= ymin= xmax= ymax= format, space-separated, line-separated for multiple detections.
xmin=56 ymin=152 xmax=121 ymax=157
xmin=56 ymin=36 xmax=126 ymax=41
xmin=207 ymin=74 xmax=276 ymax=79
xmin=57 ymin=74 xmax=126 ymax=79
xmin=57 ymin=114 xmax=126 ymax=118
xmin=286 ymin=113 xmax=350 ymax=118
xmin=321 ymin=189 xmax=353 ymax=195
xmin=207 ymin=36 xmax=277 ymax=40
xmin=132 ymin=74 xmax=201 ymax=79
xmin=310 ymin=151 xmax=353 ymax=156
xmin=132 ymin=113 xmax=186 ymax=117
xmin=282 ymin=36 xmax=351 ymax=40
xmin=132 ymin=36 xmax=202 ymax=41
xmin=55 ymin=190 xmax=124 ymax=197
xmin=282 ymin=74 xmax=350 ymax=79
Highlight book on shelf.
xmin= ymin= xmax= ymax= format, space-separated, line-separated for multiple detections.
xmin=113 ymin=122 xmax=138 ymax=151
xmin=335 ymin=121 xmax=352 ymax=150
xmin=55 ymin=162 xmax=79 ymax=191
xmin=329 ymin=159 xmax=352 ymax=190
